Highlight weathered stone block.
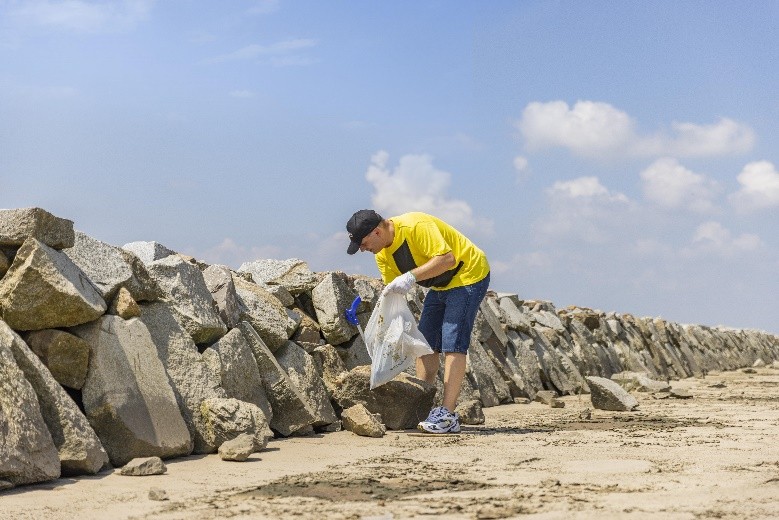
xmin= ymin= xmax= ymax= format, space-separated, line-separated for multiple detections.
xmin=0 ymin=207 xmax=74 ymax=249
xmin=238 ymin=258 xmax=319 ymax=295
xmin=341 ymin=404 xmax=385 ymax=437
xmin=24 ymin=329 xmax=90 ymax=390
xmin=275 ymin=341 xmax=339 ymax=428
xmin=586 ymin=376 xmax=639 ymax=411
xmin=312 ymin=272 xmax=357 ymax=346
xmin=233 ymin=276 xmax=291 ymax=352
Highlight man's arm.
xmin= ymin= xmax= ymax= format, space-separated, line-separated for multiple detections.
xmin=410 ymin=251 xmax=455 ymax=282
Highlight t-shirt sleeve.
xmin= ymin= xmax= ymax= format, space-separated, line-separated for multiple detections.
xmin=412 ymin=221 xmax=451 ymax=258
xmin=375 ymin=253 xmax=397 ymax=284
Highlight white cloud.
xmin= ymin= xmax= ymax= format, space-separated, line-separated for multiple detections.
xmin=640 ymin=157 xmax=720 ymax=212
xmin=540 ymin=176 xmax=630 ymax=243
xmin=189 ymin=237 xmax=282 ymax=268
xmin=513 ymin=155 xmax=529 ymax=183
xmin=365 ymin=150 xmax=493 ymax=233
xmin=729 ymin=161 xmax=779 ymax=211
xmin=209 ymin=38 xmax=317 ymax=64
xmin=517 ymin=100 xmax=754 ymax=159
xmin=10 ymin=0 xmax=154 ymax=33
xmin=689 ymin=221 xmax=762 ymax=255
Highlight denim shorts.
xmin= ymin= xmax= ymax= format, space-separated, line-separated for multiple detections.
xmin=418 ymin=273 xmax=490 ymax=355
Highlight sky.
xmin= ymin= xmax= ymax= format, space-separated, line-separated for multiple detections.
xmin=1 ymin=0 xmax=778 ymax=333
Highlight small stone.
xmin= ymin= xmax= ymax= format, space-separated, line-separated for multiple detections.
xmin=670 ymin=388 xmax=693 ymax=399
xmin=534 ymin=390 xmax=558 ymax=406
xmin=742 ymin=368 xmax=757 ymax=374
xmin=753 ymin=358 xmax=766 ymax=368
xmin=513 ymin=397 xmax=531 ymax=405
xmin=120 ymin=457 xmax=167 ymax=476
xmin=579 ymin=408 xmax=592 ymax=420
xmin=218 ymin=433 xmax=256 ymax=462
xmin=109 ymin=286 xmax=142 ymax=319
xmin=148 ymin=487 xmax=168 ymax=501
xmin=708 ymin=381 xmax=726 ymax=388
xmin=550 ymin=398 xmax=565 ymax=408
xmin=653 ymin=392 xmax=671 ymax=400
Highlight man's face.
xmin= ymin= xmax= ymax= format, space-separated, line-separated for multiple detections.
xmin=358 ymin=227 xmax=384 ymax=254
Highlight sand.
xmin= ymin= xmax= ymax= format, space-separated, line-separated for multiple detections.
xmin=2 ymin=367 xmax=779 ymax=520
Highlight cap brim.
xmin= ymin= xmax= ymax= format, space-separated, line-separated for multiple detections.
xmin=347 ymin=240 xmax=360 ymax=255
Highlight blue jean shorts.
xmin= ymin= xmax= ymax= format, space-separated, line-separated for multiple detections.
xmin=417 ymin=273 xmax=490 ymax=355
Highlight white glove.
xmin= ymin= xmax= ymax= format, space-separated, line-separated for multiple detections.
xmin=383 ymin=271 xmax=416 ymax=295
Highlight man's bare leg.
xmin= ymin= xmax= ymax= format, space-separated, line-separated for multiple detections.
xmin=442 ymin=352 xmax=466 ymax=413
xmin=416 ymin=352 xmax=440 ymax=386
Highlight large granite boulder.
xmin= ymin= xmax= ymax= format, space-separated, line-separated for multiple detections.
xmin=200 ymin=398 xmax=271 ymax=451
xmin=138 ymin=302 xmax=227 ymax=454
xmin=202 ymin=328 xmax=273 ymax=430
xmin=0 ymin=320 xmax=61 ymax=485
xmin=233 ymin=276 xmax=292 ymax=352
xmin=238 ymin=322 xmax=316 ymax=436
xmin=4 ymin=321 xmax=109 ymax=475
xmin=467 ymin=340 xmax=512 ymax=407
xmin=64 ymin=231 xmax=163 ymax=303
xmin=238 ymin=258 xmax=319 ymax=295
xmin=146 ymin=255 xmax=227 ymax=345
xmin=275 ymin=341 xmax=339 ymax=429
xmin=332 ymin=365 xmax=436 ymax=430
xmin=0 ymin=207 xmax=74 ymax=249
xmin=71 ymin=315 xmax=193 ymax=466
xmin=0 ymin=238 xmax=107 ymax=330
xmin=121 ymin=241 xmax=175 ymax=264
xmin=202 ymin=265 xmax=247 ymax=329
xmin=586 ymin=376 xmax=639 ymax=411
xmin=24 ymin=329 xmax=91 ymax=390
xmin=311 ymin=272 xmax=358 ymax=346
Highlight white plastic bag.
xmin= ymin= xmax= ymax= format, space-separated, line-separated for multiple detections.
xmin=363 ymin=292 xmax=434 ymax=389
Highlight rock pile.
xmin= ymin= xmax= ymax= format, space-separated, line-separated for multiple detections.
xmin=1 ymin=207 xmax=778 ymax=488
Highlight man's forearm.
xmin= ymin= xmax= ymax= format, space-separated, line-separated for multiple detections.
xmin=410 ymin=252 xmax=456 ymax=282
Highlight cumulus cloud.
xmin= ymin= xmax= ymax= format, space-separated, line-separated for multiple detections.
xmin=9 ymin=0 xmax=154 ymax=33
xmin=729 ymin=161 xmax=779 ymax=211
xmin=539 ymin=176 xmax=630 ymax=242
xmin=689 ymin=221 xmax=762 ymax=255
xmin=365 ymin=150 xmax=493 ymax=233
xmin=513 ymin=155 xmax=529 ymax=183
xmin=640 ymin=157 xmax=720 ymax=212
xmin=209 ymin=38 xmax=317 ymax=64
xmin=517 ymin=100 xmax=754 ymax=159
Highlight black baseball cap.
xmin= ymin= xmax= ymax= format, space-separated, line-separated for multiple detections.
xmin=346 ymin=209 xmax=383 ymax=254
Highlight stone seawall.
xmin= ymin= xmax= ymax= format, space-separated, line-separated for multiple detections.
xmin=1 ymin=207 xmax=777 ymax=489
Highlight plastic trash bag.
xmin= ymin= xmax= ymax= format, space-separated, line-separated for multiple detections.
xmin=363 ymin=292 xmax=434 ymax=389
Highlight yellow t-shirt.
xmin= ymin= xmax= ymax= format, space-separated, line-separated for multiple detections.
xmin=376 ymin=212 xmax=490 ymax=291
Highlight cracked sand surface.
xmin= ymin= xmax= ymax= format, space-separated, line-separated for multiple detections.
xmin=3 ymin=367 xmax=779 ymax=519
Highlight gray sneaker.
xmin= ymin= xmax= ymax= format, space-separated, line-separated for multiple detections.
xmin=417 ymin=410 xmax=461 ymax=434
xmin=423 ymin=406 xmax=449 ymax=423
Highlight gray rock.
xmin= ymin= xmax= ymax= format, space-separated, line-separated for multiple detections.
xmin=0 ymin=207 xmax=74 ymax=249
xmin=199 ymin=398 xmax=270 ymax=451
xmin=120 ymin=457 xmax=166 ymax=476
xmin=121 ymin=241 xmax=175 ymax=264
xmin=0 ymin=238 xmax=107 ymax=330
xmin=218 ymin=433 xmax=256 ymax=461
xmin=238 ymin=322 xmax=316 ymax=436
xmin=202 ymin=265 xmax=246 ymax=329
xmin=275 ymin=341 xmax=339 ymax=428
xmin=71 ymin=315 xmax=193 ymax=466
xmin=291 ymin=309 xmax=323 ymax=352
xmin=455 ymin=399 xmax=485 ymax=425
xmin=0 ymin=321 xmax=61 ymax=485
xmin=498 ymin=297 xmax=532 ymax=332
xmin=24 ymin=329 xmax=91 ymax=390
xmin=0 ymin=249 xmax=9 ymax=278
xmin=505 ymin=331 xmax=545 ymax=400
xmin=310 ymin=344 xmax=349 ymax=398
xmin=753 ymin=358 xmax=766 ymax=368
xmin=585 ymin=376 xmax=639 ymax=411
xmin=233 ymin=276 xmax=292 ymax=352
xmin=312 ymin=272 xmax=358 ymax=346
xmin=202 ymin=328 xmax=273 ymax=435
xmin=534 ymin=390 xmax=558 ymax=405
xmin=6 ymin=323 xmax=109 ymax=475
xmin=238 ymin=258 xmax=319 ymax=295
xmin=108 ymin=286 xmax=142 ymax=319
xmin=670 ymin=388 xmax=693 ymax=399
xmin=341 ymin=404 xmax=386 ymax=437
xmin=64 ymin=231 xmax=162 ymax=303
xmin=467 ymin=340 xmax=512 ymax=407
xmin=531 ymin=309 xmax=566 ymax=332
xmin=332 ymin=365 xmax=436 ymax=430
xmin=138 ymin=302 xmax=226 ymax=454
xmin=146 ymin=255 xmax=227 ymax=344
xmin=479 ymin=299 xmax=509 ymax=346
xmin=611 ymin=371 xmax=671 ymax=393
xmin=149 ymin=487 xmax=169 ymax=501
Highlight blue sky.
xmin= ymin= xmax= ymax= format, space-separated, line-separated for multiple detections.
xmin=2 ymin=1 xmax=778 ymax=332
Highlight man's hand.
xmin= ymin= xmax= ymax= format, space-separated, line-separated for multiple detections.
xmin=383 ymin=271 xmax=416 ymax=295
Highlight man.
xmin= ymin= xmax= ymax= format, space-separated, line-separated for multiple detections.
xmin=346 ymin=209 xmax=490 ymax=434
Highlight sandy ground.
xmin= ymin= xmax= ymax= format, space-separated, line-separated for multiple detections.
xmin=3 ymin=367 xmax=779 ymax=520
